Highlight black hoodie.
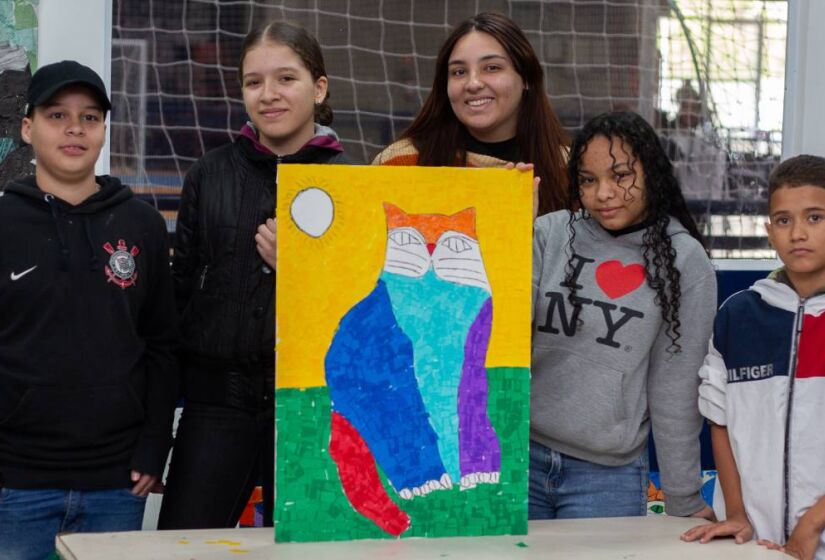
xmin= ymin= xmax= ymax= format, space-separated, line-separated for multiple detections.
xmin=0 ymin=175 xmax=178 ymax=489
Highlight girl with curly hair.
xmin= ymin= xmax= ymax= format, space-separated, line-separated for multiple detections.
xmin=530 ymin=111 xmax=717 ymax=520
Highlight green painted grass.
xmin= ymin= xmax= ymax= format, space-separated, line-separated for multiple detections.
xmin=275 ymin=367 xmax=529 ymax=542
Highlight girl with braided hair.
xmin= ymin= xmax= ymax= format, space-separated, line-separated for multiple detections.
xmin=530 ymin=111 xmax=717 ymax=520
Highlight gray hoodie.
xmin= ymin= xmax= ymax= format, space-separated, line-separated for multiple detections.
xmin=531 ymin=210 xmax=717 ymax=516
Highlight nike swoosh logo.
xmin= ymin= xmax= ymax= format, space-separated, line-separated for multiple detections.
xmin=10 ymin=266 xmax=37 ymax=281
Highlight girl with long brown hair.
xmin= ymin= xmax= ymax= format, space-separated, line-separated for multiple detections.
xmin=158 ymin=20 xmax=349 ymax=529
xmin=374 ymin=11 xmax=569 ymax=214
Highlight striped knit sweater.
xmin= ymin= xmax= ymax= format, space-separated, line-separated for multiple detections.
xmin=372 ymin=138 xmax=511 ymax=168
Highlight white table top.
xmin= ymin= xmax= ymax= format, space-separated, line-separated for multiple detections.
xmin=56 ymin=516 xmax=783 ymax=560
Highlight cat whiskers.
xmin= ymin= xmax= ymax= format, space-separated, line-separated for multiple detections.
xmin=434 ymin=267 xmax=485 ymax=276
xmin=433 ymin=268 xmax=490 ymax=291
xmin=386 ymin=260 xmax=427 ymax=275
xmin=393 ymin=247 xmax=429 ymax=262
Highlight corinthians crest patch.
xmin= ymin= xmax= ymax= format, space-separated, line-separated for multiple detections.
xmin=103 ymin=239 xmax=140 ymax=289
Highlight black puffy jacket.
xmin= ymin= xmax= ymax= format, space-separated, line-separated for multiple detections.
xmin=172 ymin=125 xmax=349 ymax=408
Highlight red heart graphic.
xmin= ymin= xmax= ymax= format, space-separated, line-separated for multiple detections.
xmin=595 ymin=260 xmax=645 ymax=299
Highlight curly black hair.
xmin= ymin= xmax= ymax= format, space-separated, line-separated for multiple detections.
xmin=564 ymin=111 xmax=706 ymax=354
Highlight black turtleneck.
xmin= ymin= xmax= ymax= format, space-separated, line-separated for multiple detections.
xmin=604 ymin=217 xmax=656 ymax=237
xmin=464 ymin=132 xmax=521 ymax=163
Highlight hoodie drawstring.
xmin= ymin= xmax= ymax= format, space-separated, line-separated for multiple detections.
xmin=45 ymin=194 xmax=101 ymax=271
xmin=46 ymin=194 xmax=71 ymax=271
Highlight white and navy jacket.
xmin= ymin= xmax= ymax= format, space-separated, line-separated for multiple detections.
xmin=698 ymin=274 xmax=825 ymax=557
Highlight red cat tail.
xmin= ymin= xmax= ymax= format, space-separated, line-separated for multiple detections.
xmin=328 ymin=411 xmax=411 ymax=537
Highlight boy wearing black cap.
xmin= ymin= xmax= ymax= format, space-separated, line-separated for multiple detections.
xmin=0 ymin=61 xmax=178 ymax=559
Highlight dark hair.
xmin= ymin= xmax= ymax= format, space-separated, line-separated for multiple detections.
xmin=238 ymin=21 xmax=333 ymax=126
xmin=768 ymin=154 xmax=825 ymax=199
xmin=399 ymin=11 xmax=569 ymax=214
xmin=565 ymin=111 xmax=705 ymax=353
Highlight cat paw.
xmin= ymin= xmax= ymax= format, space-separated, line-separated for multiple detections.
xmin=397 ymin=474 xmax=454 ymax=500
xmin=440 ymin=473 xmax=453 ymax=490
xmin=459 ymin=471 xmax=500 ymax=490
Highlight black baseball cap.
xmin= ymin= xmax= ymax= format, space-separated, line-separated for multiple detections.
xmin=26 ymin=60 xmax=112 ymax=115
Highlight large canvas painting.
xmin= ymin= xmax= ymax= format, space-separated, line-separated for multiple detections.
xmin=275 ymin=164 xmax=532 ymax=542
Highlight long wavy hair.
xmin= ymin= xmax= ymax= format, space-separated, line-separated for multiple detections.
xmin=399 ymin=11 xmax=569 ymax=214
xmin=238 ymin=21 xmax=333 ymax=126
xmin=565 ymin=111 xmax=706 ymax=353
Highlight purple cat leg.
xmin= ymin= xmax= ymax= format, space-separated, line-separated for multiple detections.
xmin=458 ymin=298 xmax=501 ymax=487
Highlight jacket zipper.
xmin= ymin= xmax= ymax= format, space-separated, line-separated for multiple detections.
xmin=199 ymin=264 xmax=209 ymax=289
xmin=782 ymin=297 xmax=805 ymax=540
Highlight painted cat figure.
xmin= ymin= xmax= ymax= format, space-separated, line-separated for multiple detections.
xmin=325 ymin=203 xmax=501 ymax=536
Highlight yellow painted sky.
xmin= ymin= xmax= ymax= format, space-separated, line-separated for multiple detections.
xmin=276 ymin=164 xmax=532 ymax=389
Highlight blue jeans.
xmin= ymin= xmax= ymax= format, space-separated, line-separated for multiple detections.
xmin=0 ymin=487 xmax=146 ymax=560
xmin=528 ymin=440 xmax=649 ymax=519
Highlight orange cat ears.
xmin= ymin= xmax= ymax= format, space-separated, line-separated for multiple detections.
xmin=383 ymin=203 xmax=477 ymax=240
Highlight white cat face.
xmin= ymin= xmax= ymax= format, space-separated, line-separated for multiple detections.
xmin=431 ymin=230 xmax=490 ymax=291
xmin=384 ymin=227 xmax=431 ymax=278
xmin=383 ymin=227 xmax=490 ymax=292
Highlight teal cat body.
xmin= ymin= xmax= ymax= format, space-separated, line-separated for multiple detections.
xmin=382 ymin=269 xmax=489 ymax=482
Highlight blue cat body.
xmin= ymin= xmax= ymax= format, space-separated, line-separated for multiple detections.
xmin=325 ymin=279 xmax=446 ymax=491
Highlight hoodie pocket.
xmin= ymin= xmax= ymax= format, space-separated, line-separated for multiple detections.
xmin=0 ymin=383 xmax=145 ymax=456
xmin=531 ymin=351 xmax=628 ymax=455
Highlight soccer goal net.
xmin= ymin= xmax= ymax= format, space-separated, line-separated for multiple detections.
xmin=110 ymin=0 xmax=787 ymax=257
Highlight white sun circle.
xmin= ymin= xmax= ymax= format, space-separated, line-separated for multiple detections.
xmin=290 ymin=187 xmax=334 ymax=238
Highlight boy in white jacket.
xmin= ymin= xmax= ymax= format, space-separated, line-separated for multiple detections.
xmin=682 ymin=155 xmax=825 ymax=560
